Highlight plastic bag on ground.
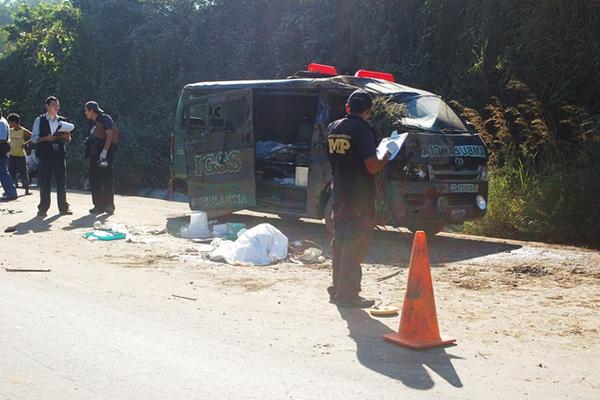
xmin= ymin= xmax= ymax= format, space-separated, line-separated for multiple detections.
xmin=209 ymin=223 xmax=288 ymax=266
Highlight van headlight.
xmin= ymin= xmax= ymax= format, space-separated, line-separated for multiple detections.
xmin=476 ymin=195 xmax=487 ymax=211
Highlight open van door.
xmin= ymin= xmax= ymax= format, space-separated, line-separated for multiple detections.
xmin=184 ymin=89 xmax=255 ymax=212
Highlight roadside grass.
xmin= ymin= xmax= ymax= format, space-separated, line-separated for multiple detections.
xmin=462 ymin=141 xmax=600 ymax=248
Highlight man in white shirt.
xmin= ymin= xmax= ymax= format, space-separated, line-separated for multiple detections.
xmin=0 ymin=106 xmax=18 ymax=201
xmin=31 ymin=96 xmax=73 ymax=217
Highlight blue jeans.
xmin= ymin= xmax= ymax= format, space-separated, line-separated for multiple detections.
xmin=0 ymin=154 xmax=17 ymax=198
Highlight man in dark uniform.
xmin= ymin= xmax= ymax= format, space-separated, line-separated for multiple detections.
xmin=327 ymin=90 xmax=389 ymax=308
xmin=84 ymin=101 xmax=117 ymax=215
xmin=31 ymin=96 xmax=73 ymax=217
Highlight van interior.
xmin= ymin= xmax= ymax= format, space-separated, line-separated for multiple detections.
xmin=252 ymin=91 xmax=319 ymax=215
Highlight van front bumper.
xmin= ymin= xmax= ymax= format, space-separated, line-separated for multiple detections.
xmin=387 ymin=181 xmax=488 ymax=226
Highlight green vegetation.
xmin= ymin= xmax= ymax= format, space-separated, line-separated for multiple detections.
xmin=0 ymin=0 xmax=598 ymax=246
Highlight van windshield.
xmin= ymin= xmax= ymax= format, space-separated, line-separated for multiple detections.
xmin=391 ymin=95 xmax=467 ymax=133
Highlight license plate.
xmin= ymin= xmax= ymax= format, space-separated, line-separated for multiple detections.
xmin=450 ymin=208 xmax=467 ymax=222
xmin=448 ymin=183 xmax=478 ymax=193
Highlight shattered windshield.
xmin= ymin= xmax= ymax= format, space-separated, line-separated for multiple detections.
xmin=391 ymin=95 xmax=467 ymax=133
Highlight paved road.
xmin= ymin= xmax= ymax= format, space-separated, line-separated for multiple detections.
xmin=0 ymin=269 xmax=463 ymax=400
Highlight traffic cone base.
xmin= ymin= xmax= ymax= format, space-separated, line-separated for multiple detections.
xmin=383 ymin=332 xmax=455 ymax=350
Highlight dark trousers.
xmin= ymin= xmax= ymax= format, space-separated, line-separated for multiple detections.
xmin=89 ymin=155 xmax=114 ymax=212
xmin=329 ymin=203 xmax=375 ymax=301
xmin=38 ymin=151 xmax=69 ymax=213
xmin=8 ymin=156 xmax=29 ymax=190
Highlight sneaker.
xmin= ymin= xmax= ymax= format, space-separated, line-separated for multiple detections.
xmin=89 ymin=207 xmax=103 ymax=214
xmin=0 ymin=195 xmax=17 ymax=202
xmin=25 ymin=191 xmax=32 ymax=196
xmin=104 ymin=207 xmax=115 ymax=215
xmin=335 ymin=296 xmax=376 ymax=309
xmin=59 ymin=209 xmax=73 ymax=215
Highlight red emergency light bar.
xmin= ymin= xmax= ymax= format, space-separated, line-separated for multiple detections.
xmin=354 ymin=69 xmax=396 ymax=82
xmin=307 ymin=63 xmax=338 ymax=76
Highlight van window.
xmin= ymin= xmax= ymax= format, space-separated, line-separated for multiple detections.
xmin=187 ymin=97 xmax=246 ymax=136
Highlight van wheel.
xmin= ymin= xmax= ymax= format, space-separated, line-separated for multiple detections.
xmin=406 ymin=223 xmax=443 ymax=236
xmin=324 ymin=197 xmax=334 ymax=235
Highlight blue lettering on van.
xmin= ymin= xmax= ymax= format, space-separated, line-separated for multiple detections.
xmin=421 ymin=145 xmax=486 ymax=159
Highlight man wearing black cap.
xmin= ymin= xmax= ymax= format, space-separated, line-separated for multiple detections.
xmin=327 ymin=90 xmax=389 ymax=308
xmin=84 ymin=101 xmax=117 ymax=214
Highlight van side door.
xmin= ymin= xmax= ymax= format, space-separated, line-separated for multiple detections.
xmin=184 ymin=89 xmax=256 ymax=212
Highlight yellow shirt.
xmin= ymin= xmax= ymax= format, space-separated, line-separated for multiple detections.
xmin=9 ymin=128 xmax=27 ymax=157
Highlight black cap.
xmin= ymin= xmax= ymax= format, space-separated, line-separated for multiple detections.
xmin=347 ymin=90 xmax=373 ymax=114
xmin=85 ymin=101 xmax=104 ymax=114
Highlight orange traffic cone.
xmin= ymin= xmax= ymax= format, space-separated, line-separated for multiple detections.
xmin=383 ymin=231 xmax=456 ymax=350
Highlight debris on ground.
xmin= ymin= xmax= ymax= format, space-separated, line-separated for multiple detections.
xmin=209 ymin=223 xmax=288 ymax=266
xmin=288 ymin=240 xmax=327 ymax=265
xmin=84 ymin=230 xmax=127 ymax=241
xmin=508 ymin=265 xmax=551 ymax=277
xmin=180 ymin=211 xmax=211 ymax=239
xmin=290 ymin=247 xmax=324 ymax=264
xmin=5 ymin=268 xmax=51 ymax=272
xmin=0 ymin=208 xmax=22 ymax=215
xmin=172 ymin=294 xmax=197 ymax=301
xmin=376 ymin=270 xmax=401 ymax=282
xmin=126 ymin=237 xmax=162 ymax=244
xmin=212 ymin=222 xmax=246 ymax=240
xmin=370 ymin=298 xmax=398 ymax=317
xmin=84 ymin=222 xmax=129 ymax=241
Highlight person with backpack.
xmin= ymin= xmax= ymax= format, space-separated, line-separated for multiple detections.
xmin=7 ymin=113 xmax=32 ymax=196
xmin=84 ymin=101 xmax=117 ymax=215
xmin=31 ymin=96 xmax=74 ymax=217
xmin=0 ymin=106 xmax=18 ymax=201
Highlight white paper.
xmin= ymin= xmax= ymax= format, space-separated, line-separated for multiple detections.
xmin=377 ymin=131 xmax=408 ymax=161
xmin=57 ymin=121 xmax=75 ymax=133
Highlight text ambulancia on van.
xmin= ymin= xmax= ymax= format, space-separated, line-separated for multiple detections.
xmin=171 ymin=63 xmax=489 ymax=234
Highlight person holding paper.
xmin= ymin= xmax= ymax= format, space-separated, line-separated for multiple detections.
xmin=84 ymin=101 xmax=117 ymax=215
xmin=326 ymin=90 xmax=390 ymax=308
xmin=31 ymin=96 xmax=73 ymax=217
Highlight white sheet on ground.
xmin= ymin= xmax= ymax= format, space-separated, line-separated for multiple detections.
xmin=209 ymin=223 xmax=288 ymax=266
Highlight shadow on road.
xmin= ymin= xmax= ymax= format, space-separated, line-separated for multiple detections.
xmin=63 ymin=213 xmax=109 ymax=231
xmin=338 ymin=307 xmax=463 ymax=389
xmin=166 ymin=216 xmax=188 ymax=237
xmin=7 ymin=214 xmax=62 ymax=235
xmin=189 ymin=213 xmax=522 ymax=267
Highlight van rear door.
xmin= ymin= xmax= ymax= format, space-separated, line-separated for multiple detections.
xmin=184 ymin=89 xmax=255 ymax=212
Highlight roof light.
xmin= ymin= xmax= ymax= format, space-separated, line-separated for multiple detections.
xmin=354 ymin=69 xmax=396 ymax=82
xmin=307 ymin=63 xmax=338 ymax=76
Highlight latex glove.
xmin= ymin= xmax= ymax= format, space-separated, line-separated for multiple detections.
xmin=100 ymin=149 xmax=108 ymax=160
